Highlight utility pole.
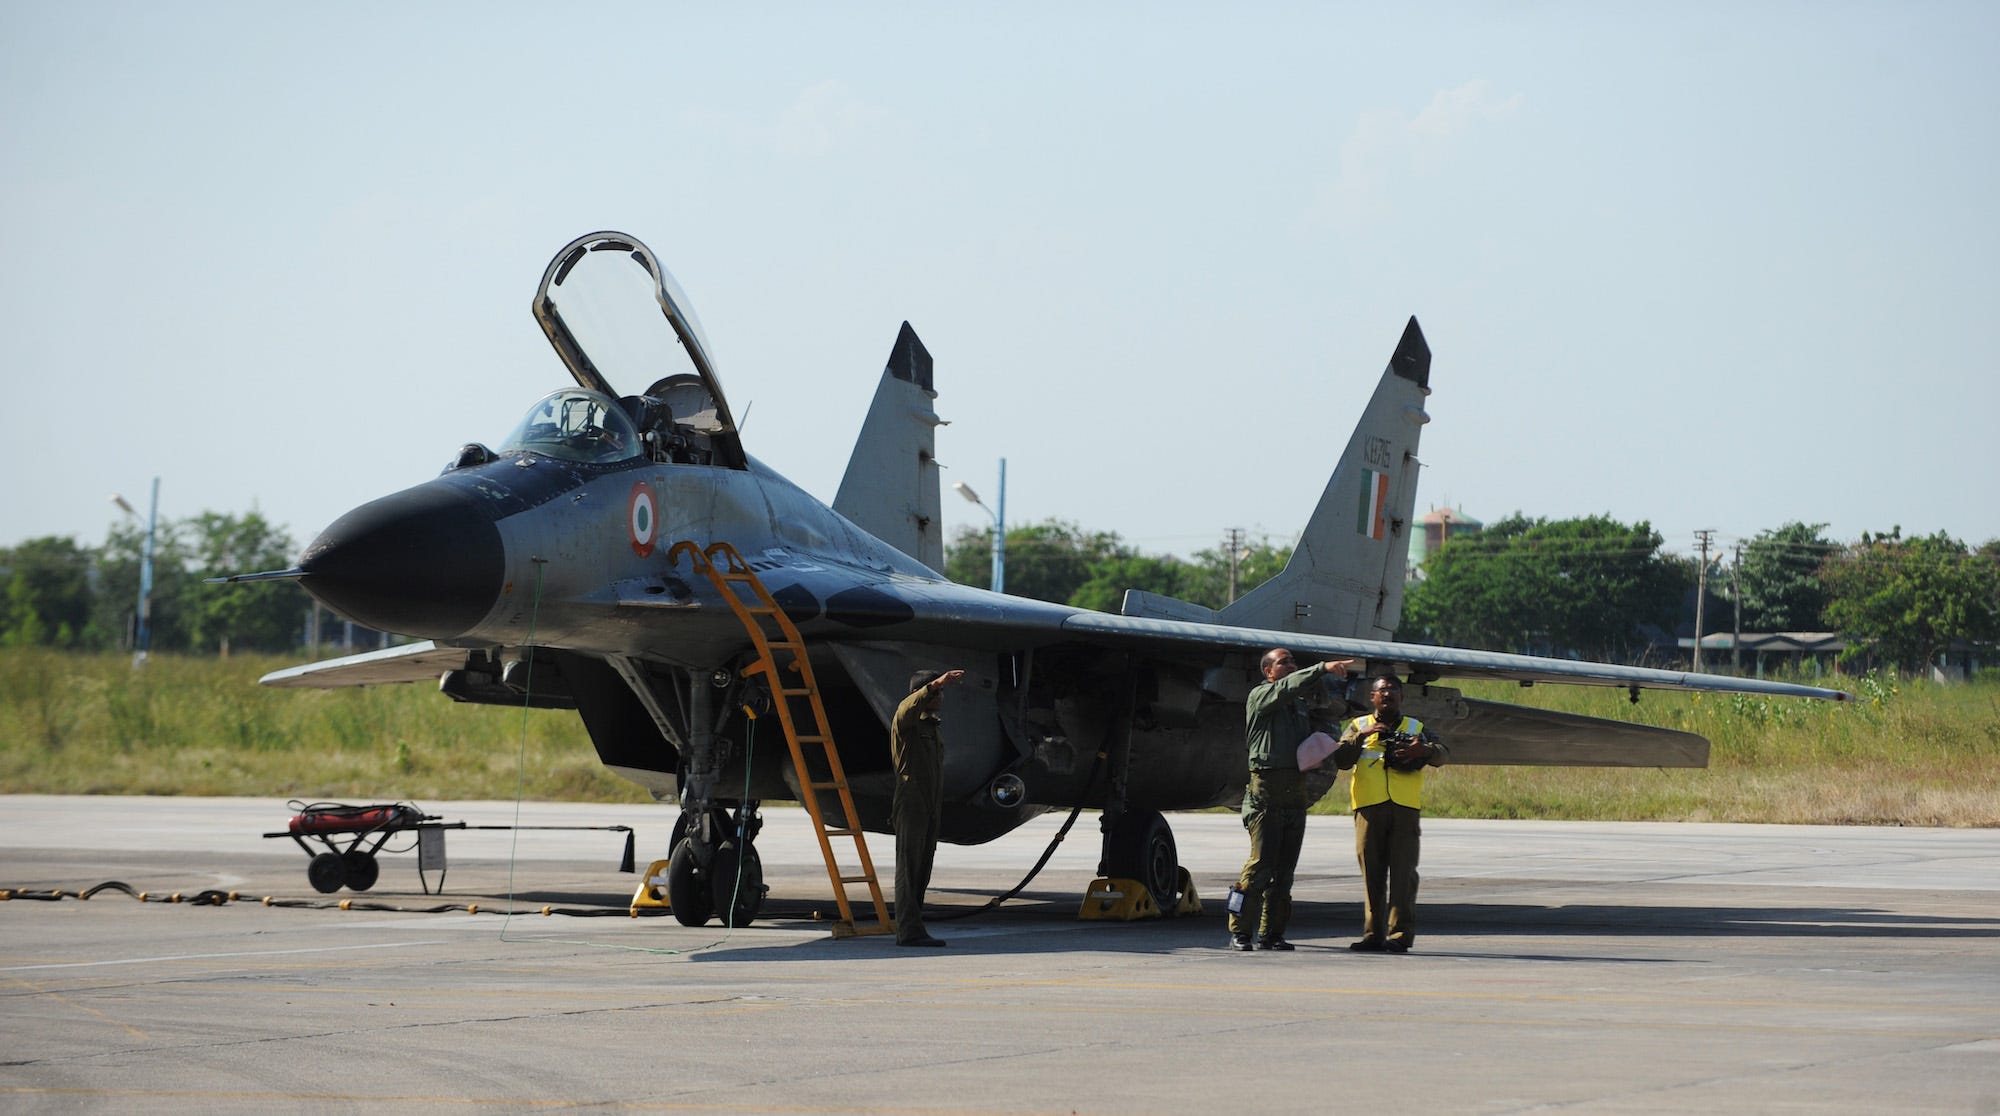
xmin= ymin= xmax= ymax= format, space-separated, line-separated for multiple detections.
xmin=1731 ymin=543 xmax=1743 ymax=675
xmin=1225 ymin=527 xmax=1246 ymax=603
xmin=1692 ymin=529 xmax=1714 ymax=672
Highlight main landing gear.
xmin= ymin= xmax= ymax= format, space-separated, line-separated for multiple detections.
xmin=1103 ymin=808 xmax=1180 ymax=911
xmin=1095 ymin=807 xmax=1193 ymax=916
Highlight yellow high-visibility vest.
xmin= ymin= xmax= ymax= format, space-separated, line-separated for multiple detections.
xmin=1347 ymin=714 xmax=1430 ymax=810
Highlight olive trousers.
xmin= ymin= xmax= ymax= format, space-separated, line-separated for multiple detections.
xmin=1353 ymin=800 xmax=1422 ymax=945
xmin=1231 ymin=768 xmax=1307 ymax=942
xmin=893 ymin=795 xmax=940 ymax=944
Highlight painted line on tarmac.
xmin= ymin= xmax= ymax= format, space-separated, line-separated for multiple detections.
xmin=0 ymin=939 xmax=447 ymax=972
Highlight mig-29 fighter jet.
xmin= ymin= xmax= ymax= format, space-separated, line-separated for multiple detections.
xmin=244 ymin=231 xmax=1849 ymax=926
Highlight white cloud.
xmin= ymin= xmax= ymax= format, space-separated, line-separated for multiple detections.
xmin=1306 ymin=80 xmax=1525 ymax=233
xmin=681 ymin=80 xmax=884 ymax=160
xmin=1411 ymin=79 xmax=1524 ymax=140
xmin=775 ymin=80 xmax=880 ymax=158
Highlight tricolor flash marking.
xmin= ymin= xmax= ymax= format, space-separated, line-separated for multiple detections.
xmin=1356 ymin=468 xmax=1388 ymax=539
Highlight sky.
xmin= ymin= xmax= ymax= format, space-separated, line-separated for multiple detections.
xmin=5 ymin=2 xmax=1996 ymax=567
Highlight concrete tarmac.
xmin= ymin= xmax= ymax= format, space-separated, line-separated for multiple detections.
xmin=3 ymin=795 xmax=1997 ymax=1114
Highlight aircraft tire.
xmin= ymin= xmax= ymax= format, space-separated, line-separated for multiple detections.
xmin=666 ymin=839 xmax=713 ymax=927
xmin=1105 ymin=809 xmax=1180 ymax=913
xmin=307 ymin=852 xmax=347 ymax=894
xmin=342 ymin=851 xmax=380 ymax=892
xmin=709 ymin=841 xmax=764 ymax=928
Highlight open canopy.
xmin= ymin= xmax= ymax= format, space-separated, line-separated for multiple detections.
xmin=531 ymin=232 xmax=744 ymax=469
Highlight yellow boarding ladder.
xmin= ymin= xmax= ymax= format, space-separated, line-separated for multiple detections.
xmin=670 ymin=540 xmax=893 ymax=938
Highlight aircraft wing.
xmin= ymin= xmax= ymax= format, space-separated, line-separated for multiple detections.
xmin=260 ymin=641 xmax=468 ymax=689
xmin=1056 ymin=611 xmax=1850 ymax=702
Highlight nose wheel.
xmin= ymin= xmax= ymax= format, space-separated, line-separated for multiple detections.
xmin=665 ymin=839 xmax=713 ymax=926
xmin=663 ymin=805 xmax=769 ymax=927
xmin=709 ymin=841 xmax=764 ymax=927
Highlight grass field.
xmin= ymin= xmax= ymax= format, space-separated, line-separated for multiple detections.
xmin=3 ymin=650 xmax=1996 ymax=826
xmin=1423 ymin=673 xmax=2000 ymax=826
xmin=0 ymin=650 xmax=645 ymax=804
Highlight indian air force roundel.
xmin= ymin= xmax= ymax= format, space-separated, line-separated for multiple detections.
xmin=628 ymin=480 xmax=658 ymax=557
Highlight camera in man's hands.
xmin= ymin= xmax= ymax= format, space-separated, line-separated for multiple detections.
xmin=1380 ymin=729 xmax=1431 ymax=772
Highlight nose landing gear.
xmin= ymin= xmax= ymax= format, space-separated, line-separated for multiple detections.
xmin=657 ymin=804 xmax=768 ymax=927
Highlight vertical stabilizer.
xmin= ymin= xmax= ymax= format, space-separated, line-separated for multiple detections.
xmin=834 ymin=323 xmax=946 ymax=572
xmin=1218 ymin=317 xmax=1431 ymax=640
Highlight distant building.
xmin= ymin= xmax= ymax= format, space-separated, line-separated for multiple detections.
xmin=1674 ymin=632 xmax=1992 ymax=682
xmin=1407 ymin=505 xmax=1482 ymax=578
xmin=1674 ymin=632 xmax=1847 ymax=679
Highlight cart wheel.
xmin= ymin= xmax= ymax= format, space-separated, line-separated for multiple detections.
xmin=307 ymin=852 xmax=347 ymax=894
xmin=343 ymin=852 xmax=380 ymax=892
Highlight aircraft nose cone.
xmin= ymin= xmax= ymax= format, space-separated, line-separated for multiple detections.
xmin=300 ymin=482 xmax=504 ymax=639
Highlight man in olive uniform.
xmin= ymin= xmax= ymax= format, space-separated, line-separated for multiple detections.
xmin=1334 ymin=675 xmax=1449 ymax=953
xmin=1229 ymin=649 xmax=1356 ymax=951
xmin=890 ymin=667 xmax=966 ymax=947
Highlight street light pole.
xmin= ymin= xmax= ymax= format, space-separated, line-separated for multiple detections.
xmin=952 ymin=457 xmax=1007 ymax=594
xmin=110 ymin=477 xmax=159 ymax=668
xmin=992 ymin=458 xmax=1005 ymax=595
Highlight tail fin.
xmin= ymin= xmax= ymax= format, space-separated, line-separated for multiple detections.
xmin=834 ymin=323 xmax=946 ymax=572
xmin=1218 ymin=317 xmax=1431 ymax=640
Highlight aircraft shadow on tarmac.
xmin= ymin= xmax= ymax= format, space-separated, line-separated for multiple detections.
xmin=554 ymin=887 xmax=2000 ymax=964
xmin=1419 ymin=900 xmax=2000 ymax=939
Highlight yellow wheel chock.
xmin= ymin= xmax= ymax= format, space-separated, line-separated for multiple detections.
xmin=1078 ymin=868 xmax=1202 ymax=921
xmin=630 ymin=858 xmax=674 ymax=916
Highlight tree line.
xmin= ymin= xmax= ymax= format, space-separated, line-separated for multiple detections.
xmin=4 ymin=510 xmax=1995 ymax=674
xmin=945 ymin=517 xmax=1999 ymax=674
xmin=1 ymin=512 xmax=305 ymax=655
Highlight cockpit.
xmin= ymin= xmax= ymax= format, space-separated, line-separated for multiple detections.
xmin=527 ymin=232 xmax=747 ymax=471
xmin=477 ymin=381 xmax=728 ymax=469
xmin=450 ymin=233 xmax=750 ymax=476
xmin=498 ymin=389 xmax=643 ymax=465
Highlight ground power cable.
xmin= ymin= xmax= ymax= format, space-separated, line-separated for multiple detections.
xmin=0 ymin=883 xmax=638 ymax=916
xmin=928 ymin=747 xmax=1110 ymax=923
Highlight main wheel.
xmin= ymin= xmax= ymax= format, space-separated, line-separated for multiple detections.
xmin=708 ymin=842 xmax=765 ymax=928
xmin=342 ymin=851 xmax=380 ymax=892
xmin=666 ymin=839 xmax=713 ymax=927
xmin=1104 ymin=809 xmax=1180 ymax=913
xmin=307 ymin=852 xmax=347 ymax=894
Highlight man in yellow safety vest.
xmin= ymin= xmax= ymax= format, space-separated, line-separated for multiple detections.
xmin=1334 ymin=675 xmax=1449 ymax=953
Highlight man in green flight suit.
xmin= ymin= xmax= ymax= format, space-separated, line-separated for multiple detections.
xmin=1229 ymin=648 xmax=1357 ymax=951
xmin=890 ymin=667 xmax=966 ymax=947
